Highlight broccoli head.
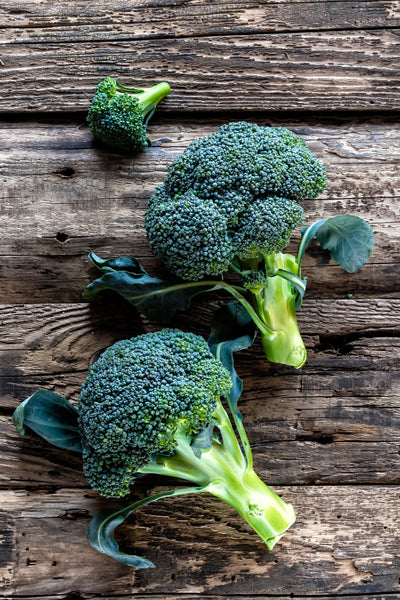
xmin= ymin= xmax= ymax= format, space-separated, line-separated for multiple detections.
xmin=78 ymin=329 xmax=231 ymax=498
xmin=13 ymin=326 xmax=296 ymax=564
xmin=87 ymin=77 xmax=171 ymax=152
xmin=146 ymin=122 xmax=325 ymax=280
xmin=145 ymin=122 xmax=327 ymax=367
xmin=74 ymin=327 xmax=296 ymax=556
xmin=83 ymin=122 xmax=373 ymax=370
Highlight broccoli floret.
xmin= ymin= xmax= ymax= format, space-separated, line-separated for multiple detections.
xmin=145 ymin=122 xmax=327 ymax=367
xmin=87 ymin=77 xmax=171 ymax=152
xmin=145 ymin=190 xmax=233 ymax=279
xmin=77 ymin=328 xmax=295 ymax=551
xmin=78 ymin=329 xmax=230 ymax=497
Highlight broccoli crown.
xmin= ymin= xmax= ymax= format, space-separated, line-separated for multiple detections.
xmin=87 ymin=77 xmax=150 ymax=151
xmin=145 ymin=190 xmax=234 ymax=279
xmin=146 ymin=122 xmax=326 ymax=280
xmin=78 ymin=329 xmax=232 ymax=498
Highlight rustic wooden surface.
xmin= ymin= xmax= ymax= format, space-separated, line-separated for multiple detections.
xmin=1 ymin=0 xmax=399 ymax=598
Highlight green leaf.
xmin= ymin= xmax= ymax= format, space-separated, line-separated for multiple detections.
xmin=208 ymin=302 xmax=255 ymax=413
xmin=190 ymin=422 xmax=215 ymax=458
xmin=12 ymin=390 xmax=82 ymax=453
xmin=274 ymin=269 xmax=307 ymax=308
xmin=314 ymin=215 xmax=375 ymax=273
xmin=299 ymin=215 xmax=375 ymax=273
xmin=83 ymin=252 xmax=221 ymax=321
xmin=86 ymin=254 xmax=147 ymax=275
xmin=87 ymin=486 xmax=207 ymax=567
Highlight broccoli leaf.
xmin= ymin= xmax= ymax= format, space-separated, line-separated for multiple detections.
xmin=12 ymin=390 xmax=82 ymax=453
xmin=86 ymin=486 xmax=207 ymax=568
xmin=190 ymin=422 xmax=215 ymax=458
xmin=273 ymin=269 xmax=307 ymax=308
xmin=299 ymin=214 xmax=375 ymax=273
xmin=84 ymin=252 xmax=221 ymax=321
xmin=208 ymin=302 xmax=255 ymax=412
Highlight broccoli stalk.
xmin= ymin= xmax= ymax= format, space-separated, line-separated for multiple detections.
xmin=117 ymin=81 xmax=171 ymax=120
xmin=87 ymin=77 xmax=171 ymax=151
xmin=139 ymin=398 xmax=295 ymax=550
xmin=233 ymin=253 xmax=306 ymax=368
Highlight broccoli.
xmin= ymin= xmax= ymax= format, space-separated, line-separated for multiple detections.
xmin=13 ymin=327 xmax=295 ymax=567
xmin=84 ymin=122 xmax=374 ymax=369
xmin=140 ymin=122 xmax=373 ymax=368
xmin=145 ymin=122 xmax=324 ymax=367
xmin=87 ymin=77 xmax=171 ymax=151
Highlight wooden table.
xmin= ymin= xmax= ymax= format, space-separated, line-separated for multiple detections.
xmin=1 ymin=1 xmax=399 ymax=598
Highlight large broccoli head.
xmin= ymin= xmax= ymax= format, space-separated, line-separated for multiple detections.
xmin=78 ymin=329 xmax=232 ymax=498
xmin=145 ymin=122 xmax=326 ymax=280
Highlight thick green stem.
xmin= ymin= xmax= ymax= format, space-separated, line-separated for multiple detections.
xmin=139 ymin=399 xmax=295 ymax=550
xmin=253 ymin=253 xmax=306 ymax=368
xmin=208 ymin=468 xmax=295 ymax=550
xmin=137 ymin=82 xmax=171 ymax=116
xmin=115 ymin=81 xmax=171 ymax=120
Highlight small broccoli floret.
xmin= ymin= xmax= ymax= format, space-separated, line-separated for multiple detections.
xmin=146 ymin=190 xmax=233 ymax=280
xmin=242 ymin=270 xmax=268 ymax=293
xmin=78 ymin=329 xmax=231 ymax=497
xmin=233 ymin=197 xmax=304 ymax=260
xmin=145 ymin=122 xmax=327 ymax=367
xmin=87 ymin=77 xmax=171 ymax=152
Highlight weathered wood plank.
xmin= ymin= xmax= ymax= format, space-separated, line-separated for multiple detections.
xmin=0 ymin=486 xmax=398 ymax=596
xmin=8 ymin=597 xmax=400 ymax=600
xmin=2 ymin=413 xmax=399 ymax=489
xmin=2 ymin=0 xmax=399 ymax=43
xmin=1 ymin=118 xmax=398 ymax=302
xmin=1 ymin=30 xmax=399 ymax=112
xmin=1 ymin=301 xmax=399 ymax=487
xmin=1 ymin=301 xmax=400 ymax=382
xmin=3 ymin=253 xmax=397 ymax=302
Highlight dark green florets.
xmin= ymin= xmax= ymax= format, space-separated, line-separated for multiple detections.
xmin=146 ymin=122 xmax=326 ymax=280
xmin=145 ymin=190 xmax=233 ymax=279
xmin=78 ymin=329 xmax=232 ymax=498
xmin=87 ymin=78 xmax=150 ymax=151
xmin=233 ymin=197 xmax=304 ymax=260
xmin=242 ymin=270 xmax=269 ymax=293
xmin=87 ymin=77 xmax=171 ymax=152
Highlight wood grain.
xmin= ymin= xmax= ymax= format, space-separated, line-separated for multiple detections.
xmin=1 ymin=117 xmax=399 ymax=302
xmin=8 ymin=597 xmax=400 ymax=600
xmin=0 ymin=486 xmax=398 ymax=596
xmin=2 ymin=0 xmax=400 ymax=43
xmin=1 ymin=30 xmax=400 ymax=112
xmin=1 ymin=301 xmax=399 ymax=488
xmin=1 ymin=0 xmax=399 ymax=595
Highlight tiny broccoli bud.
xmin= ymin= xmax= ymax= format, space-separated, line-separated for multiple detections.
xmin=242 ymin=270 xmax=268 ymax=293
xmin=87 ymin=77 xmax=171 ymax=152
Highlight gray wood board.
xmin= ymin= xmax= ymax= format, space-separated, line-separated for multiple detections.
xmin=1 ymin=30 xmax=400 ymax=112
xmin=1 ymin=117 xmax=398 ymax=302
xmin=2 ymin=0 xmax=400 ymax=42
xmin=0 ymin=486 xmax=398 ymax=596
